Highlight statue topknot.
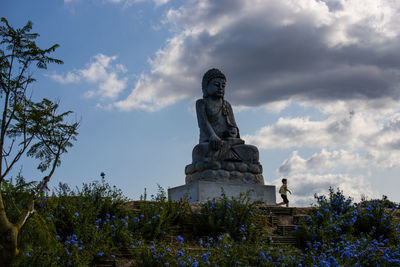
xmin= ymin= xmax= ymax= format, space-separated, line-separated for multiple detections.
xmin=202 ymin=68 xmax=226 ymax=98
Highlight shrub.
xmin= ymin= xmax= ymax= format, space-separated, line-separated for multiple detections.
xmin=128 ymin=186 xmax=192 ymax=240
xmin=190 ymin=190 xmax=266 ymax=242
xmin=296 ymin=187 xmax=400 ymax=266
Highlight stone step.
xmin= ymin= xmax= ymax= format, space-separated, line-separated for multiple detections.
xmin=269 ymin=236 xmax=297 ymax=245
xmin=276 ymin=224 xmax=296 ymax=236
xmin=93 ymin=260 xmax=116 ymax=267
xmin=118 ymin=247 xmax=135 ymax=258
xmin=268 ymin=207 xmax=295 ymax=215
xmin=267 ymin=215 xmax=279 ymax=226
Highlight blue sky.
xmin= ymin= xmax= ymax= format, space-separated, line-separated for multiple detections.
xmin=2 ymin=0 xmax=400 ymax=205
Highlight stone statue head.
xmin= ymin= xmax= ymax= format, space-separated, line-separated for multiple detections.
xmin=202 ymin=68 xmax=226 ymax=98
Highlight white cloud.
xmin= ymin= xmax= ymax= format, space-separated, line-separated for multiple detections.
xmin=274 ymin=173 xmax=377 ymax=206
xmin=245 ymin=99 xmax=400 ymax=169
xmin=273 ymin=148 xmax=378 ymax=206
xmin=50 ymin=54 xmax=128 ymax=100
xmin=49 ymin=72 xmax=81 ymax=84
xmin=277 ymin=149 xmax=366 ymax=176
xmin=102 ymin=0 xmax=169 ymax=6
xmin=115 ymin=0 xmax=400 ymax=111
xmin=64 ymin=0 xmax=168 ymax=4
xmin=153 ymin=0 xmax=169 ymax=6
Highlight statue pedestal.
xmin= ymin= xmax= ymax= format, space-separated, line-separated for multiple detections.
xmin=168 ymin=180 xmax=276 ymax=205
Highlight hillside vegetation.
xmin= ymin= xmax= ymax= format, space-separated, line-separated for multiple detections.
xmin=2 ymin=177 xmax=399 ymax=266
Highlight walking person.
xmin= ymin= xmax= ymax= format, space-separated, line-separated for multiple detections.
xmin=277 ymin=178 xmax=292 ymax=207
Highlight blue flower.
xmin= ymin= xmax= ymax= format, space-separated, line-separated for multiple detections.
xmin=74 ymin=212 xmax=79 ymax=217
xmin=192 ymin=261 xmax=199 ymax=267
xmin=177 ymin=235 xmax=184 ymax=244
xmin=97 ymin=252 xmax=104 ymax=256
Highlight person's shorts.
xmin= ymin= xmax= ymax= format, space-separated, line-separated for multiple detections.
xmin=281 ymin=194 xmax=289 ymax=204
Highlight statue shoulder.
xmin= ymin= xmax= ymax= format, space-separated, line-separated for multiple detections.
xmin=223 ymin=100 xmax=232 ymax=107
xmin=223 ymin=100 xmax=234 ymax=111
xmin=196 ymin=99 xmax=206 ymax=108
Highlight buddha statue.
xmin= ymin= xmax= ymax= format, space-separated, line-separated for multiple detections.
xmin=185 ymin=68 xmax=264 ymax=185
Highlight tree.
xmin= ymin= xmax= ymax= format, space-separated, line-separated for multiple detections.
xmin=0 ymin=17 xmax=79 ymax=265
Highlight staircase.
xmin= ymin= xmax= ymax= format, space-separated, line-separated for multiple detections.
xmin=261 ymin=206 xmax=311 ymax=246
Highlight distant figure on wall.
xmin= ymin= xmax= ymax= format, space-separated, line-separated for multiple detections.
xmin=277 ymin=178 xmax=292 ymax=207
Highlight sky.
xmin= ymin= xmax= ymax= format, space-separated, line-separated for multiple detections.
xmin=2 ymin=0 xmax=400 ymax=206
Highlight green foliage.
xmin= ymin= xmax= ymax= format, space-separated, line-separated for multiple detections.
xmin=2 ymin=178 xmax=62 ymax=265
xmin=4 ymin=178 xmax=400 ymax=266
xmin=0 ymin=17 xmax=78 ymax=264
xmin=132 ymin=234 xmax=301 ymax=266
xmin=190 ymin=190 xmax=265 ymax=242
xmin=0 ymin=16 xmax=78 ymax=181
xmin=3 ymin=176 xmax=128 ymax=266
xmin=129 ymin=186 xmax=191 ymax=240
xmin=296 ymin=187 xmax=400 ymax=266
xmin=354 ymin=197 xmax=398 ymax=243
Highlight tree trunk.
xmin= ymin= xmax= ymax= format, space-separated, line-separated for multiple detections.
xmin=0 ymin=190 xmax=19 ymax=267
xmin=0 ymin=223 xmax=19 ymax=267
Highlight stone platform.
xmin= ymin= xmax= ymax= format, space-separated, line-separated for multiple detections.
xmin=168 ymin=180 xmax=276 ymax=205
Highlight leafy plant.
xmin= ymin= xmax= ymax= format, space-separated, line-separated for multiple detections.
xmin=0 ymin=17 xmax=78 ymax=265
xmin=190 ymin=190 xmax=265 ymax=242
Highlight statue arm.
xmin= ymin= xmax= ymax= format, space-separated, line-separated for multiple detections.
xmin=225 ymin=101 xmax=240 ymax=138
xmin=196 ymin=99 xmax=217 ymax=139
xmin=196 ymin=99 xmax=221 ymax=149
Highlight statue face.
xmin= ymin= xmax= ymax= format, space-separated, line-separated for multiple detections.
xmin=207 ymin=77 xmax=226 ymax=98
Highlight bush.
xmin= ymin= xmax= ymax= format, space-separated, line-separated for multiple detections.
xmin=190 ymin=190 xmax=266 ymax=242
xmin=296 ymin=187 xmax=400 ymax=266
xmin=128 ymin=186 xmax=191 ymax=240
xmin=4 ymin=179 xmax=400 ymax=266
xmin=5 ymin=176 xmax=133 ymax=266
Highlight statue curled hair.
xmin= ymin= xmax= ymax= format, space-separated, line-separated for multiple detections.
xmin=201 ymin=68 xmax=226 ymax=98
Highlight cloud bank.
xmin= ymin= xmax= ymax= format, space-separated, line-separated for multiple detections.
xmin=50 ymin=54 xmax=128 ymax=100
xmin=116 ymin=0 xmax=400 ymax=111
